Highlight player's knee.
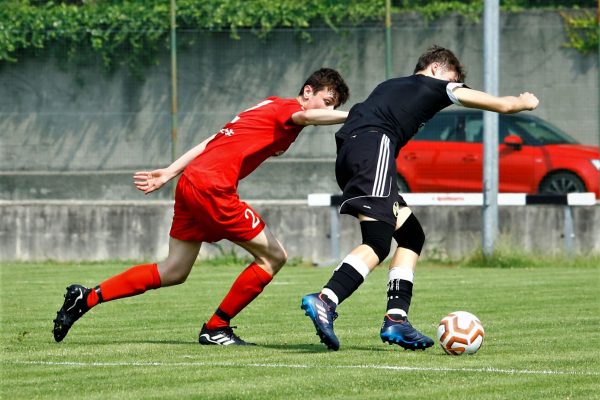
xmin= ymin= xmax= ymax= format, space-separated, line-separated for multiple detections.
xmin=360 ymin=220 xmax=395 ymax=263
xmin=264 ymin=244 xmax=288 ymax=273
xmin=393 ymin=213 xmax=425 ymax=255
xmin=170 ymin=271 xmax=189 ymax=285
xmin=159 ymin=263 xmax=191 ymax=286
xmin=159 ymin=245 xmax=199 ymax=286
xmin=273 ymin=246 xmax=288 ymax=270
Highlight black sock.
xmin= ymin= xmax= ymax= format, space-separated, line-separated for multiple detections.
xmin=324 ymin=263 xmax=365 ymax=304
xmin=386 ymin=279 xmax=413 ymax=316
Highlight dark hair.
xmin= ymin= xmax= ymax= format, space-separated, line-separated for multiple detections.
xmin=413 ymin=45 xmax=466 ymax=82
xmin=298 ymin=68 xmax=350 ymax=108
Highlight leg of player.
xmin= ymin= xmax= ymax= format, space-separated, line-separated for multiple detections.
xmin=301 ymin=214 xmax=387 ymax=351
xmin=52 ymin=238 xmax=201 ymax=342
xmin=380 ymin=207 xmax=434 ymax=350
xmin=199 ymin=225 xmax=286 ymax=346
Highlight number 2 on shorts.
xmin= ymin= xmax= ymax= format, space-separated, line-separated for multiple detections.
xmin=244 ymin=208 xmax=260 ymax=228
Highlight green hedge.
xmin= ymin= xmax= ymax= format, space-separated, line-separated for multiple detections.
xmin=0 ymin=0 xmax=382 ymax=69
xmin=1 ymin=0 xmax=596 ymax=74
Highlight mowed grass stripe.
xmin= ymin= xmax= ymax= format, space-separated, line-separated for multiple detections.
xmin=1 ymin=261 xmax=599 ymax=400
xmin=8 ymin=360 xmax=600 ymax=376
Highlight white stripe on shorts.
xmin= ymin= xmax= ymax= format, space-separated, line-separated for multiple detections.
xmin=372 ymin=135 xmax=390 ymax=196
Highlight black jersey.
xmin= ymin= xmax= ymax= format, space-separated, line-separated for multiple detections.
xmin=336 ymin=74 xmax=464 ymax=154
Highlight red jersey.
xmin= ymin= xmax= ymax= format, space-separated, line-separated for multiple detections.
xmin=183 ymin=97 xmax=305 ymax=190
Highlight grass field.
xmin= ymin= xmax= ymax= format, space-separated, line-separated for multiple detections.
xmin=1 ymin=261 xmax=599 ymax=399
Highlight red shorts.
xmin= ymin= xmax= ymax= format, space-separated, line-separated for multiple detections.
xmin=169 ymin=174 xmax=265 ymax=243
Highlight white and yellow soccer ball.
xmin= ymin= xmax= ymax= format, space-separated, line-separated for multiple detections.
xmin=437 ymin=311 xmax=485 ymax=355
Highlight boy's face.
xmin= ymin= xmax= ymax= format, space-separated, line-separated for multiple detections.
xmin=302 ymin=85 xmax=338 ymax=110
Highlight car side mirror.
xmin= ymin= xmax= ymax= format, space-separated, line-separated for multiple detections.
xmin=503 ymin=134 xmax=523 ymax=150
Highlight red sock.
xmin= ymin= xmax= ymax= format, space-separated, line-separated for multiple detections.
xmin=205 ymin=263 xmax=273 ymax=329
xmin=86 ymin=263 xmax=161 ymax=308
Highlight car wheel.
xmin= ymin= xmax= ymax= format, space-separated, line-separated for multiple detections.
xmin=538 ymin=172 xmax=586 ymax=194
xmin=397 ymin=174 xmax=410 ymax=193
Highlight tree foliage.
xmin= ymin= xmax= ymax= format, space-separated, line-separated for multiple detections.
xmin=1 ymin=0 xmax=596 ymax=74
xmin=560 ymin=10 xmax=598 ymax=54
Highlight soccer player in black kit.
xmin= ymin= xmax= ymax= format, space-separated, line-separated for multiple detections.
xmin=301 ymin=45 xmax=539 ymax=351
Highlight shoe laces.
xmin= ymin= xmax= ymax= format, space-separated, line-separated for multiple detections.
xmin=221 ymin=326 xmax=242 ymax=340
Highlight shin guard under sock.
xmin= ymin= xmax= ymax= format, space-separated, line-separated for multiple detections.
xmin=323 ymin=255 xmax=370 ymax=305
xmin=386 ymin=267 xmax=414 ymax=316
xmin=87 ymin=263 xmax=161 ymax=308
xmin=205 ymin=263 xmax=273 ymax=329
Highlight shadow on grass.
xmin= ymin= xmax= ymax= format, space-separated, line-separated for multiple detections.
xmin=73 ymin=340 xmax=392 ymax=353
xmin=256 ymin=343 xmax=333 ymax=353
xmin=55 ymin=339 xmax=197 ymax=346
xmin=129 ymin=341 xmax=331 ymax=352
xmin=259 ymin=343 xmax=391 ymax=353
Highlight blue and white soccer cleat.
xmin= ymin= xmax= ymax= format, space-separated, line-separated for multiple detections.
xmin=380 ymin=314 xmax=434 ymax=351
xmin=301 ymin=293 xmax=340 ymax=351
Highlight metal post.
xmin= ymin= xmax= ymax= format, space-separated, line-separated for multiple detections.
xmin=385 ymin=0 xmax=393 ymax=80
xmin=170 ymin=0 xmax=178 ymax=197
xmin=563 ymin=206 xmax=574 ymax=256
xmin=482 ymin=0 xmax=500 ymax=257
xmin=330 ymin=206 xmax=340 ymax=262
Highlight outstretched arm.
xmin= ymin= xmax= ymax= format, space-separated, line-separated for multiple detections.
xmin=134 ymin=133 xmax=217 ymax=194
xmin=453 ymin=87 xmax=539 ymax=114
xmin=291 ymin=109 xmax=348 ymax=126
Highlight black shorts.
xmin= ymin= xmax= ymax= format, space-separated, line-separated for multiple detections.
xmin=335 ymin=130 xmax=407 ymax=227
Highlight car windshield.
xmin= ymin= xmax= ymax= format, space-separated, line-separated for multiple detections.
xmin=511 ymin=117 xmax=578 ymax=145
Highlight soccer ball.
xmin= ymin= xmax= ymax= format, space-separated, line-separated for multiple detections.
xmin=437 ymin=311 xmax=485 ymax=355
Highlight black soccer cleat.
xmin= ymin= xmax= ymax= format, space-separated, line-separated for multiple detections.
xmin=300 ymin=293 xmax=340 ymax=351
xmin=198 ymin=324 xmax=255 ymax=346
xmin=53 ymin=284 xmax=92 ymax=342
xmin=380 ymin=314 xmax=434 ymax=351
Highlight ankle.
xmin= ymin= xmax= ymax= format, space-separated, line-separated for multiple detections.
xmin=320 ymin=288 xmax=339 ymax=306
xmin=86 ymin=286 xmax=103 ymax=308
xmin=386 ymin=308 xmax=407 ymax=322
xmin=387 ymin=314 xmax=407 ymax=322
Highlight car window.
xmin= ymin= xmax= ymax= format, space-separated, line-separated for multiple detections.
xmin=511 ymin=118 xmax=578 ymax=145
xmin=500 ymin=120 xmax=525 ymax=142
xmin=462 ymin=115 xmax=534 ymax=145
xmin=464 ymin=115 xmax=483 ymax=143
xmin=414 ymin=114 xmax=455 ymax=141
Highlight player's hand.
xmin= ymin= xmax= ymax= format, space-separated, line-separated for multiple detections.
xmin=519 ymin=92 xmax=539 ymax=111
xmin=133 ymin=169 xmax=169 ymax=194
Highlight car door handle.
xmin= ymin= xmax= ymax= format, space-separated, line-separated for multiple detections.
xmin=462 ymin=155 xmax=477 ymax=162
xmin=403 ymin=152 xmax=417 ymax=160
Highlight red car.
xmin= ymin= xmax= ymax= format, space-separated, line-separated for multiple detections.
xmin=396 ymin=111 xmax=600 ymax=198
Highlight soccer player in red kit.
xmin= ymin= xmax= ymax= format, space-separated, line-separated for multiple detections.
xmin=53 ymin=68 xmax=349 ymax=345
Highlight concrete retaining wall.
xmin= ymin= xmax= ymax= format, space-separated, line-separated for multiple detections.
xmin=1 ymin=201 xmax=598 ymax=263
xmin=1 ymin=11 xmax=597 ymax=201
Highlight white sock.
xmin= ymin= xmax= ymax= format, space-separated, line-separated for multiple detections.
xmin=336 ymin=254 xmax=371 ymax=278
xmin=388 ymin=266 xmax=414 ymax=283
xmin=386 ymin=266 xmax=414 ymax=317
xmin=386 ymin=308 xmax=407 ymax=318
xmin=320 ymin=288 xmax=339 ymax=305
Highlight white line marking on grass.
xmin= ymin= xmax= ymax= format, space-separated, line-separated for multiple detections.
xmin=8 ymin=360 xmax=599 ymax=376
